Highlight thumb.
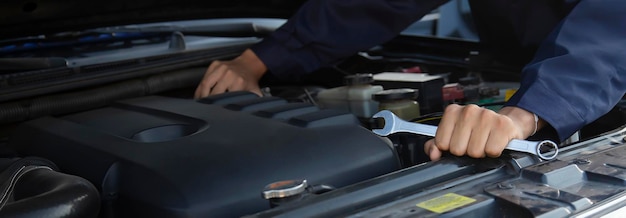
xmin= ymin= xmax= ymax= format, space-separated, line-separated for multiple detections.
xmin=250 ymin=87 xmax=263 ymax=97
xmin=247 ymin=83 xmax=263 ymax=96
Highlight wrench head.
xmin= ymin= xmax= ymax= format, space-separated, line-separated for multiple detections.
xmin=537 ymin=140 xmax=559 ymax=160
xmin=371 ymin=110 xmax=397 ymax=136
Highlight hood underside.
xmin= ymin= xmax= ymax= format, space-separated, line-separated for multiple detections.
xmin=1 ymin=0 xmax=305 ymax=39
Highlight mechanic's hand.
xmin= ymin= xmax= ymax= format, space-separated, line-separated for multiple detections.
xmin=424 ymin=104 xmax=541 ymax=161
xmin=194 ymin=49 xmax=267 ymax=98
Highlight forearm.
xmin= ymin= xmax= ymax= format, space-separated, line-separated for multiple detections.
xmin=251 ymin=0 xmax=449 ymax=80
xmin=498 ymin=106 xmax=545 ymax=138
xmin=233 ymin=49 xmax=267 ymax=81
xmin=505 ymin=0 xmax=626 ymax=141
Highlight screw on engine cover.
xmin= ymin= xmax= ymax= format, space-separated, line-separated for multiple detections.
xmin=573 ymin=159 xmax=591 ymax=165
xmin=497 ymin=183 xmax=515 ymax=190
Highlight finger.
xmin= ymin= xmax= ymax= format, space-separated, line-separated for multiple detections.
xmin=424 ymin=139 xmax=443 ymax=161
xmin=206 ymin=60 xmax=221 ymax=74
xmin=209 ymin=66 xmax=235 ymax=95
xmin=483 ymin=133 xmax=507 ymax=158
xmin=483 ymin=117 xmax=514 ymax=158
xmin=194 ymin=73 xmax=214 ymax=99
xmin=227 ymin=76 xmax=246 ymax=93
xmin=424 ymin=138 xmax=434 ymax=154
xmin=448 ymin=104 xmax=481 ymax=156
xmin=250 ymin=87 xmax=263 ymax=96
xmin=435 ymin=104 xmax=462 ymax=151
xmin=229 ymin=78 xmax=262 ymax=96
xmin=466 ymin=109 xmax=495 ymax=158
xmin=194 ymin=87 xmax=205 ymax=99
xmin=195 ymin=64 xmax=227 ymax=98
xmin=194 ymin=72 xmax=214 ymax=99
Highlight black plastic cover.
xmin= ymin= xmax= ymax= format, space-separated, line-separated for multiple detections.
xmin=344 ymin=74 xmax=374 ymax=86
xmin=8 ymin=92 xmax=400 ymax=217
xmin=248 ymin=127 xmax=626 ymax=218
xmin=372 ymin=88 xmax=419 ymax=102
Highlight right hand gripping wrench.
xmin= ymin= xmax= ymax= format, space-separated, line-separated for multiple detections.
xmin=371 ymin=110 xmax=558 ymax=160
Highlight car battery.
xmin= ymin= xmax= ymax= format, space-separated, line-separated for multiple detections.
xmin=373 ymin=72 xmax=445 ymax=115
xmin=248 ymin=125 xmax=626 ymax=218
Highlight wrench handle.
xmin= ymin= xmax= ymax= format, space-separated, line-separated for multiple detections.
xmin=505 ymin=139 xmax=534 ymax=153
xmin=397 ymin=119 xmax=437 ymax=137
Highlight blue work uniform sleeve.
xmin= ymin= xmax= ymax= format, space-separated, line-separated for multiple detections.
xmin=250 ymin=0 xmax=448 ymax=81
xmin=506 ymin=0 xmax=626 ymax=141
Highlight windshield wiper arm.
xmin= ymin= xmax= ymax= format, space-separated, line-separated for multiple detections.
xmin=0 ymin=57 xmax=67 ymax=72
xmin=95 ymin=22 xmax=277 ymax=37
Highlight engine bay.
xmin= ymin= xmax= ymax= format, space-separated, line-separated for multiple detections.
xmin=1 ymin=18 xmax=626 ymax=217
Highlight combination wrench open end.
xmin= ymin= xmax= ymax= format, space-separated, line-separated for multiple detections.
xmin=371 ymin=110 xmax=558 ymax=160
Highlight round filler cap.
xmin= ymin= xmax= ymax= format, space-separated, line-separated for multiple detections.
xmin=262 ymin=179 xmax=308 ymax=199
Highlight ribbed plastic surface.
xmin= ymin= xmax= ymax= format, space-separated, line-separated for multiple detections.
xmin=8 ymin=91 xmax=399 ymax=217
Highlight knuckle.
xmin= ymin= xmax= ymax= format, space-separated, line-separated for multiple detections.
xmin=467 ymin=150 xmax=484 ymax=158
xmin=460 ymin=110 xmax=473 ymax=121
xmin=466 ymin=145 xmax=485 ymax=158
xmin=208 ymin=61 xmax=222 ymax=69
xmin=217 ymin=65 xmax=229 ymax=72
xmin=449 ymin=145 xmax=465 ymax=156
xmin=479 ymin=110 xmax=498 ymax=127
xmin=199 ymin=81 xmax=212 ymax=88
xmin=466 ymin=104 xmax=480 ymax=110
xmin=480 ymin=108 xmax=496 ymax=119
xmin=485 ymin=146 xmax=503 ymax=157
xmin=444 ymin=104 xmax=461 ymax=114
xmin=234 ymin=77 xmax=244 ymax=84
xmin=496 ymin=116 xmax=512 ymax=130
xmin=461 ymin=105 xmax=480 ymax=119
xmin=434 ymin=138 xmax=449 ymax=150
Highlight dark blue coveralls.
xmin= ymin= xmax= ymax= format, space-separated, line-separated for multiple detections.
xmin=250 ymin=0 xmax=626 ymax=142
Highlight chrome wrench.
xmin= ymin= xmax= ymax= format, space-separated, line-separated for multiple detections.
xmin=371 ymin=110 xmax=558 ymax=160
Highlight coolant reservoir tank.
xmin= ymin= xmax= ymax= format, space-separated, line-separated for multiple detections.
xmin=316 ymin=74 xmax=383 ymax=118
xmin=373 ymin=88 xmax=421 ymax=121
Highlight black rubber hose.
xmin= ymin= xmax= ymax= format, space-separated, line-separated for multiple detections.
xmin=0 ymin=157 xmax=100 ymax=217
xmin=0 ymin=67 xmax=205 ymax=124
xmin=0 ymin=168 xmax=101 ymax=218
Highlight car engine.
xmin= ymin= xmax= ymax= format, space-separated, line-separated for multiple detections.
xmin=1 ymin=17 xmax=626 ymax=218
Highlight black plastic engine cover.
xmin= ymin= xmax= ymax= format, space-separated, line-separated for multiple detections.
xmin=8 ymin=92 xmax=400 ymax=217
xmin=247 ymin=127 xmax=626 ymax=218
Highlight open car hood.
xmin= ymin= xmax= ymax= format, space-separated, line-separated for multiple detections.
xmin=0 ymin=0 xmax=306 ymax=39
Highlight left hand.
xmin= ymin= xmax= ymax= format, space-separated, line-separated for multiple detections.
xmin=194 ymin=49 xmax=266 ymax=98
